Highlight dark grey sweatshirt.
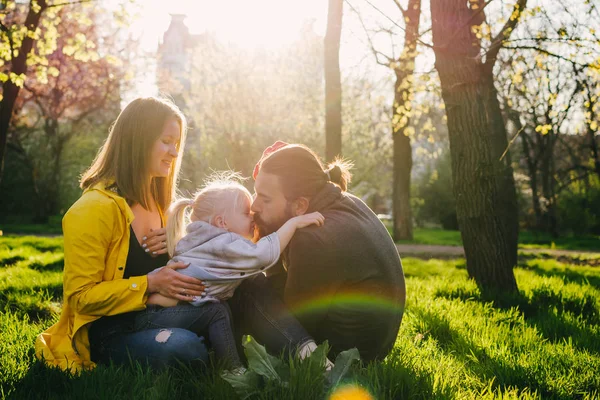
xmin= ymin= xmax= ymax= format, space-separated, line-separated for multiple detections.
xmin=271 ymin=183 xmax=406 ymax=362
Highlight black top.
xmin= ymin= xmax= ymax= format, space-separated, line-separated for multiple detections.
xmin=275 ymin=183 xmax=406 ymax=362
xmin=124 ymin=226 xmax=169 ymax=277
xmin=89 ymin=226 xmax=169 ymax=342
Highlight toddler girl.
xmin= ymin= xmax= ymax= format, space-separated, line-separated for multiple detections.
xmin=141 ymin=174 xmax=326 ymax=371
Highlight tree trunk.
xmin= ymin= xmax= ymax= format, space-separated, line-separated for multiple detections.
xmin=507 ymin=107 xmax=543 ymax=231
xmin=581 ymin=91 xmax=600 ymax=180
xmin=518 ymin=126 xmax=543 ymax=230
xmin=588 ymin=121 xmax=600 ymax=180
xmin=391 ymin=0 xmax=421 ymax=241
xmin=481 ymin=76 xmax=519 ymax=268
xmin=392 ymin=121 xmax=413 ymax=240
xmin=32 ymin=120 xmax=62 ymax=223
xmin=539 ymin=135 xmax=558 ymax=236
xmin=549 ymin=153 xmax=558 ymax=236
xmin=431 ymin=0 xmax=518 ymax=295
xmin=324 ymin=0 xmax=343 ymax=161
xmin=539 ymin=149 xmax=552 ymax=232
xmin=0 ymin=1 xmax=48 ymax=184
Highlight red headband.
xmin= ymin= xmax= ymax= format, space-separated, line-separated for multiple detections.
xmin=252 ymin=140 xmax=289 ymax=180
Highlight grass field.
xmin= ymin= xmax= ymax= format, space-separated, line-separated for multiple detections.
xmin=0 ymin=216 xmax=63 ymax=236
xmin=392 ymin=227 xmax=600 ymax=252
xmin=3 ymin=217 xmax=598 ymax=252
xmin=1 ymin=235 xmax=600 ymax=399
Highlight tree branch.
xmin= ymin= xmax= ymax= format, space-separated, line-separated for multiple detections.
xmin=392 ymin=0 xmax=407 ymax=17
xmin=356 ymin=0 xmax=433 ymax=49
xmin=555 ymin=171 xmax=590 ymax=194
xmin=484 ymin=0 xmax=528 ymax=71
xmin=503 ymin=37 xmax=600 ymax=45
xmin=503 ymin=45 xmax=597 ymax=69
xmin=48 ymin=0 xmax=94 ymax=8
xmin=500 ymin=123 xmax=525 ymax=161
xmin=442 ymin=0 xmax=493 ymax=49
xmin=345 ymin=0 xmax=393 ymax=66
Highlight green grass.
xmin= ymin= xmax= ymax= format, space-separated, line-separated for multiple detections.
xmin=4 ymin=219 xmax=598 ymax=252
xmin=517 ymin=231 xmax=600 ymax=252
xmin=1 ymin=235 xmax=600 ymax=399
xmin=395 ymin=228 xmax=464 ymax=247
xmin=0 ymin=215 xmax=63 ymax=235
xmin=392 ymin=227 xmax=599 ymax=252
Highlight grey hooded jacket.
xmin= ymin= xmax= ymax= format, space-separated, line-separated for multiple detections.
xmin=168 ymin=221 xmax=280 ymax=305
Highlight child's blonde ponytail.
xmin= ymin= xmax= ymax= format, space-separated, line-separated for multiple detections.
xmin=166 ymin=197 xmax=193 ymax=257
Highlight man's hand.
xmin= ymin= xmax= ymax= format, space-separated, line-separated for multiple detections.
xmin=147 ymin=261 xmax=205 ymax=302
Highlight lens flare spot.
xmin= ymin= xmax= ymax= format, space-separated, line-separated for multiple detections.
xmin=329 ymin=384 xmax=373 ymax=400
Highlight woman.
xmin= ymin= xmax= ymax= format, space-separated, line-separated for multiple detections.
xmin=35 ymin=97 xmax=208 ymax=372
xmin=36 ymin=97 xmax=321 ymax=373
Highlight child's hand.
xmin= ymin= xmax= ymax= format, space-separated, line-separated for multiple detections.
xmin=292 ymin=212 xmax=325 ymax=229
xmin=275 ymin=212 xmax=325 ymax=253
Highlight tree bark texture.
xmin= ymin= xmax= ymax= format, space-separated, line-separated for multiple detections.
xmin=324 ymin=0 xmax=343 ymax=162
xmin=431 ymin=0 xmax=519 ymax=294
xmin=480 ymin=76 xmax=519 ymax=267
xmin=391 ymin=0 xmax=421 ymax=241
xmin=392 ymin=115 xmax=413 ymax=240
xmin=0 ymin=1 xmax=48 ymax=185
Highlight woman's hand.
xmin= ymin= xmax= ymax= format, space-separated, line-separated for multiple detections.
xmin=147 ymin=262 xmax=205 ymax=302
xmin=142 ymin=227 xmax=168 ymax=257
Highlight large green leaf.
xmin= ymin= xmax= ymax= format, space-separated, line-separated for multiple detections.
xmin=325 ymin=348 xmax=360 ymax=388
xmin=221 ymin=370 xmax=261 ymax=399
xmin=242 ymin=335 xmax=284 ymax=382
xmin=306 ymin=340 xmax=329 ymax=370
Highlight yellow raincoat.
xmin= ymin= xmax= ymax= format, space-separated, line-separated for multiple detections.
xmin=35 ymin=181 xmax=151 ymax=372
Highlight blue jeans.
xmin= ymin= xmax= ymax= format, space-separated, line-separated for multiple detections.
xmin=134 ymin=302 xmax=241 ymax=368
xmin=90 ymin=326 xmax=208 ymax=370
xmin=227 ymin=274 xmax=313 ymax=357
xmin=90 ymin=274 xmax=312 ymax=369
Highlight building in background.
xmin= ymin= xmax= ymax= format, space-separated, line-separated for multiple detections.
xmin=157 ymin=14 xmax=202 ymax=103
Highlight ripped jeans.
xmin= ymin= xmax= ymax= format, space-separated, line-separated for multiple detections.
xmin=137 ymin=301 xmax=241 ymax=368
xmin=89 ymin=325 xmax=209 ymax=370
xmin=90 ymin=301 xmax=239 ymax=369
xmin=89 ymin=274 xmax=312 ymax=370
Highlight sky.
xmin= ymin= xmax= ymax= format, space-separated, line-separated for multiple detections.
xmin=131 ymin=0 xmax=328 ymax=51
xmin=122 ymin=0 xmax=414 ymax=101
xmin=125 ymin=0 xmax=328 ymax=99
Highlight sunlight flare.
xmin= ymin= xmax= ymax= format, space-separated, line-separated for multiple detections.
xmin=329 ymin=384 xmax=374 ymax=400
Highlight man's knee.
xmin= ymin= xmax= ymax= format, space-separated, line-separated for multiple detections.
xmin=239 ymin=273 xmax=268 ymax=291
xmin=205 ymin=301 xmax=233 ymax=324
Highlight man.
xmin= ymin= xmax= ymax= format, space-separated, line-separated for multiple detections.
xmin=251 ymin=142 xmax=406 ymax=362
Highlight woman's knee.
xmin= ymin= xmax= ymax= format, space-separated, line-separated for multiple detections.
xmin=156 ymin=328 xmax=208 ymax=365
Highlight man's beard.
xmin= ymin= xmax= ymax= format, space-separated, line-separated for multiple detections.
xmin=254 ymin=204 xmax=295 ymax=237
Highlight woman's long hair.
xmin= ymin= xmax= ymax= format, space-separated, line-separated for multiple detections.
xmin=80 ymin=97 xmax=187 ymax=212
